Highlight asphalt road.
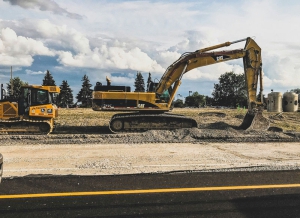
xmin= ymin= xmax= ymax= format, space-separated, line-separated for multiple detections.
xmin=0 ymin=170 xmax=300 ymax=217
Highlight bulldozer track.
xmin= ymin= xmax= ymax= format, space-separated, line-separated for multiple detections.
xmin=0 ymin=119 xmax=53 ymax=135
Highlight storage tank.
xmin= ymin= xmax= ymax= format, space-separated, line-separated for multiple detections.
xmin=267 ymin=92 xmax=282 ymax=112
xmin=283 ymin=92 xmax=298 ymax=112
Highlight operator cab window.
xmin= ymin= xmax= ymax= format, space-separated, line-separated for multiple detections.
xmin=31 ymin=89 xmax=50 ymax=105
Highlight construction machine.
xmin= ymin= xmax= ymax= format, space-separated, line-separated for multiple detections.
xmin=92 ymin=37 xmax=269 ymax=133
xmin=0 ymin=84 xmax=60 ymax=134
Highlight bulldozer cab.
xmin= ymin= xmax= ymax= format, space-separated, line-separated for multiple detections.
xmin=18 ymin=87 xmax=52 ymax=116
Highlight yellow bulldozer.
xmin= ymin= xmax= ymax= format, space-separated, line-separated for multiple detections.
xmin=0 ymin=84 xmax=60 ymax=134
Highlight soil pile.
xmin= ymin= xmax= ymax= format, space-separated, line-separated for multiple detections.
xmin=0 ymin=108 xmax=300 ymax=145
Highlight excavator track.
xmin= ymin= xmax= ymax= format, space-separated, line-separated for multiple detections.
xmin=0 ymin=119 xmax=53 ymax=135
xmin=109 ymin=113 xmax=198 ymax=133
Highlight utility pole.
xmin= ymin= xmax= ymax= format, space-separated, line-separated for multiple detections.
xmin=177 ymin=94 xmax=182 ymax=100
xmin=11 ymin=66 xmax=13 ymax=96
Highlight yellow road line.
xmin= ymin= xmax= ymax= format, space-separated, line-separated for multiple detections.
xmin=1 ymin=184 xmax=300 ymax=199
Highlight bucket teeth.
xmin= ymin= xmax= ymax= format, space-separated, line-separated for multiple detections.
xmin=240 ymin=108 xmax=269 ymax=131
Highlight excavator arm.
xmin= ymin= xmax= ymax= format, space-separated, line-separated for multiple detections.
xmin=156 ymin=37 xmax=268 ymax=130
xmin=156 ymin=40 xmax=247 ymax=95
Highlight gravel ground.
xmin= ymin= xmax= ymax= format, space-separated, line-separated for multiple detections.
xmin=2 ymin=142 xmax=300 ymax=178
xmin=0 ymin=127 xmax=299 ymax=145
xmin=1 ymin=108 xmax=300 ymax=178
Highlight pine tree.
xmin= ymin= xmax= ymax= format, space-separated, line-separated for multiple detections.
xmin=76 ymin=74 xmax=93 ymax=107
xmin=146 ymin=72 xmax=152 ymax=92
xmin=57 ymin=80 xmax=74 ymax=108
xmin=42 ymin=70 xmax=56 ymax=86
xmin=6 ymin=77 xmax=28 ymax=99
xmin=134 ymin=72 xmax=145 ymax=92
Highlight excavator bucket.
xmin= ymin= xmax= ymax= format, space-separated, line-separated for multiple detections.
xmin=240 ymin=109 xmax=269 ymax=131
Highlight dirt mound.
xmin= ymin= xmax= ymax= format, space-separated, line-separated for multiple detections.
xmin=199 ymin=112 xmax=226 ymax=117
xmin=0 ymin=126 xmax=297 ymax=145
xmin=0 ymin=108 xmax=300 ymax=145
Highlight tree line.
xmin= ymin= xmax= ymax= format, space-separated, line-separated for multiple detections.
xmin=136 ymin=71 xmax=249 ymax=108
xmin=6 ymin=70 xmax=93 ymax=108
xmin=6 ymin=70 xmax=293 ymax=109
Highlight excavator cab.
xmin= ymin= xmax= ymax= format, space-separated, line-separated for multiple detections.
xmin=147 ymin=82 xmax=158 ymax=92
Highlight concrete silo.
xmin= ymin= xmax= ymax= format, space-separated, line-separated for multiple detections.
xmin=283 ymin=92 xmax=298 ymax=112
xmin=267 ymin=92 xmax=282 ymax=112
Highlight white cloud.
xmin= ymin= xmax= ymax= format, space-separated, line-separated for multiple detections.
xmin=109 ymin=76 xmax=135 ymax=87
xmin=79 ymin=1 xmax=201 ymax=43
xmin=25 ymin=69 xmax=45 ymax=75
xmin=263 ymin=53 xmax=300 ymax=91
xmin=34 ymin=19 xmax=90 ymax=54
xmin=155 ymin=31 xmax=246 ymax=83
xmin=57 ymin=45 xmax=165 ymax=73
xmin=1 ymin=27 xmax=53 ymax=55
xmin=0 ymin=19 xmax=90 ymax=54
xmin=0 ymin=54 xmax=33 ymax=66
xmin=0 ymin=27 xmax=54 ymax=66
xmin=155 ymin=51 xmax=181 ymax=69
xmin=184 ymin=63 xmax=244 ymax=81
xmin=0 ymin=19 xmax=165 ymax=73
xmin=0 ymin=0 xmax=300 ymax=97
xmin=168 ymin=31 xmax=219 ymax=54
xmin=3 ymin=0 xmax=83 ymax=19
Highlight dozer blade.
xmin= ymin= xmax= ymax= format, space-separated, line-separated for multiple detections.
xmin=240 ymin=110 xmax=269 ymax=131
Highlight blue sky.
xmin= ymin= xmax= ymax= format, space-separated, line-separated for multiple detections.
xmin=1 ymin=0 xmax=300 ymax=99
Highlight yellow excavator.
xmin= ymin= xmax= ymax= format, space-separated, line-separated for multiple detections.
xmin=92 ymin=37 xmax=269 ymax=133
xmin=0 ymin=84 xmax=60 ymax=134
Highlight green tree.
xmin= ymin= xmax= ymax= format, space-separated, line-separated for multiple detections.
xmin=146 ymin=72 xmax=152 ymax=92
xmin=57 ymin=80 xmax=74 ymax=108
xmin=134 ymin=72 xmax=145 ymax=92
xmin=42 ymin=70 xmax=56 ymax=86
xmin=212 ymin=71 xmax=247 ymax=108
xmin=173 ymin=99 xmax=184 ymax=108
xmin=76 ymin=74 xmax=93 ymax=107
xmin=6 ymin=77 xmax=28 ymax=99
xmin=185 ymin=91 xmax=206 ymax=107
xmin=290 ymin=88 xmax=300 ymax=94
xmin=204 ymin=95 xmax=214 ymax=107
